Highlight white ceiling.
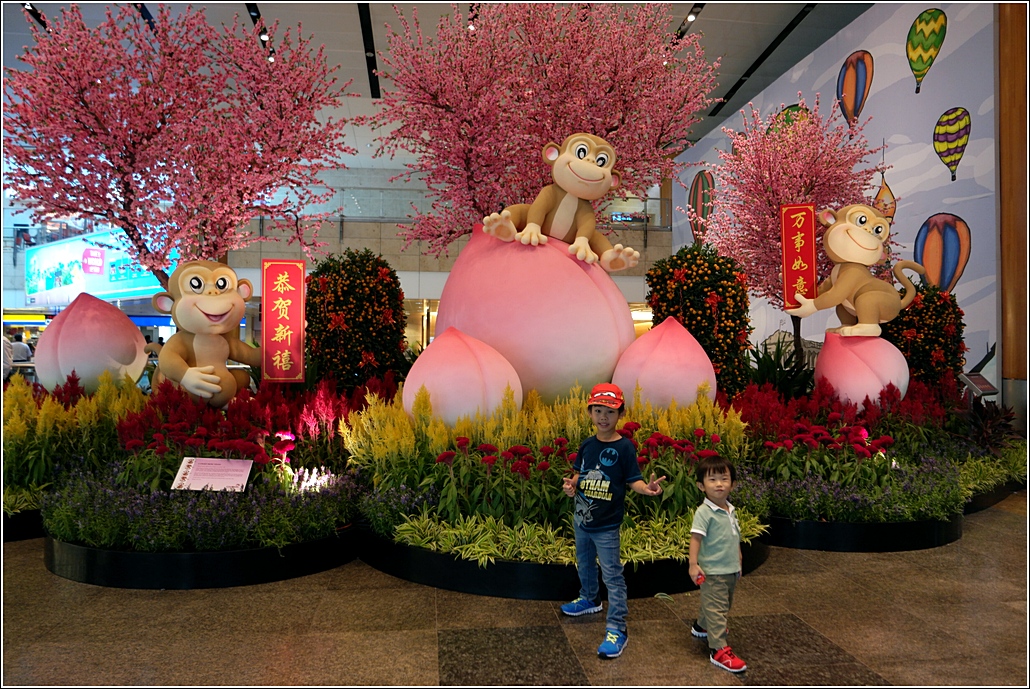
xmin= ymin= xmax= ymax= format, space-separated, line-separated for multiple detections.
xmin=3 ymin=3 xmax=872 ymax=170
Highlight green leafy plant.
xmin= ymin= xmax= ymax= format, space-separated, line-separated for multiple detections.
xmin=305 ymin=249 xmax=409 ymax=392
xmin=746 ymin=337 xmax=814 ymax=399
xmin=2 ymin=484 xmax=48 ymax=516
xmin=646 ymin=244 xmax=754 ymax=397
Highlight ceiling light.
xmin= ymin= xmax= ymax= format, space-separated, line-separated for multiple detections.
xmin=260 ymin=32 xmax=269 ymax=41
xmin=687 ymin=13 xmax=696 ymax=22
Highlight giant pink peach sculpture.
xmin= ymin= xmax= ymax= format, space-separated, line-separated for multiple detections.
xmin=612 ymin=317 xmax=716 ymax=408
xmin=35 ymin=293 xmax=148 ymax=393
xmin=435 ymin=227 xmax=635 ymax=404
xmin=402 ymin=327 xmax=523 ymax=425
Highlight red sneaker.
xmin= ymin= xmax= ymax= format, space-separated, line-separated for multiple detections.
xmin=710 ymin=646 xmax=747 ymax=673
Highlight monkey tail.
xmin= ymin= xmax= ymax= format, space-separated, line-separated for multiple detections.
xmin=893 ymin=260 xmax=926 ymax=309
xmin=144 ymin=342 xmax=162 ymax=356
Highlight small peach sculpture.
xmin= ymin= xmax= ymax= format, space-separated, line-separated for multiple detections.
xmin=815 ymin=333 xmax=910 ymax=408
xmin=612 ymin=317 xmax=717 ymax=408
xmin=34 ymin=292 xmax=148 ymax=393
xmin=402 ymin=327 xmax=523 ymax=426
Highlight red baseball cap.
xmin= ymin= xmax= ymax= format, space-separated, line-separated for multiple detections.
xmin=587 ymin=383 xmax=624 ymax=409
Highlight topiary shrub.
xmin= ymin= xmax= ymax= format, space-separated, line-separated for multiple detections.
xmin=305 ymin=249 xmax=409 ymax=392
xmin=646 ymin=243 xmax=753 ymax=397
xmin=880 ymin=281 xmax=966 ymax=384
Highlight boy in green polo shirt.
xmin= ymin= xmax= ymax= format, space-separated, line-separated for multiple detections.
xmin=688 ymin=455 xmax=747 ymax=673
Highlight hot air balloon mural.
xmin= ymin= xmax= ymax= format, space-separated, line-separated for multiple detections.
xmin=907 ymin=8 xmax=947 ymax=94
xmin=872 ymin=173 xmax=897 ymax=224
xmin=688 ymin=170 xmax=715 ymax=244
xmin=933 ymin=107 xmax=971 ymax=181
xmin=837 ymin=50 xmax=874 ymax=126
xmin=914 ymin=213 xmax=971 ymax=292
xmin=766 ymin=104 xmax=810 ymax=135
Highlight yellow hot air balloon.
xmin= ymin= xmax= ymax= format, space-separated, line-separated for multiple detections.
xmin=873 ymin=173 xmax=897 ymax=224
xmin=907 ymin=9 xmax=947 ymax=93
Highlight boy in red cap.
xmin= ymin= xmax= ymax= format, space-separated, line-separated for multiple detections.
xmin=560 ymin=382 xmax=666 ymax=659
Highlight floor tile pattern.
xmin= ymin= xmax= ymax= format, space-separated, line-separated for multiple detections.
xmin=2 ymin=491 xmax=1026 ymax=686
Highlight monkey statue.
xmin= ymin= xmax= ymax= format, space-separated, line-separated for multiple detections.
xmin=482 ymin=133 xmax=640 ymax=272
xmin=151 ymin=260 xmax=262 ymax=408
xmin=787 ymin=204 xmax=926 ymax=337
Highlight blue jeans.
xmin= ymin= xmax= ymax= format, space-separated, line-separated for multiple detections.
xmin=574 ymin=525 xmax=628 ymax=633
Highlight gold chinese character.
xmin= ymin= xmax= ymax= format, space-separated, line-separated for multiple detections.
xmin=272 ymin=297 xmax=292 ymax=319
xmin=792 ymin=231 xmax=805 ymax=252
xmin=273 ymin=272 xmax=295 ymax=293
xmin=272 ymin=350 xmax=293 ymax=371
xmin=791 ymin=211 xmax=807 ymax=228
xmin=793 ymin=276 xmax=808 ymax=294
xmin=791 ymin=256 xmax=809 ymax=271
xmin=272 ymin=323 xmax=293 ymax=346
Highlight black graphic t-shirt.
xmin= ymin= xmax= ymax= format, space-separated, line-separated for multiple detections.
xmin=572 ymin=435 xmax=642 ymax=532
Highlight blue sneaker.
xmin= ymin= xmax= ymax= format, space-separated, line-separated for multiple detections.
xmin=560 ymin=597 xmax=602 ymax=616
xmin=597 ymin=628 xmax=628 ymax=658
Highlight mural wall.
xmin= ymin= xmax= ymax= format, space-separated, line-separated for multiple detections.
xmin=674 ymin=4 xmax=997 ymax=385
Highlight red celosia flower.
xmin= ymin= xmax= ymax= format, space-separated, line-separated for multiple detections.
xmin=509 ymin=445 xmax=531 ymax=456
xmin=511 ymin=460 xmax=531 ymax=480
xmin=456 ymin=437 xmax=470 ymax=452
xmin=481 ymin=455 xmax=497 ymax=466
xmin=568 ymin=452 xmax=578 ymax=464
xmin=500 ymin=451 xmax=515 ymax=463
xmin=710 ymin=433 xmax=721 ymax=444
xmin=553 ymin=437 xmax=568 ymax=447
xmin=125 ymin=439 xmax=145 ymax=452
xmin=436 ymin=451 xmax=456 ymax=465
xmin=697 ymin=449 xmax=720 ymax=460
xmin=539 ymin=445 xmax=554 ymax=457
xmin=478 ymin=443 xmax=498 ymax=453
xmin=535 ymin=461 xmax=550 ymax=472
xmin=622 ymin=422 xmax=641 ymax=433
xmin=694 ymin=428 xmax=707 ymax=438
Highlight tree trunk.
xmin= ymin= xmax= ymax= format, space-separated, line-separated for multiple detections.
xmin=791 ymin=314 xmax=804 ymax=371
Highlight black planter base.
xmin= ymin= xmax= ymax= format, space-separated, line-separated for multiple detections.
xmin=3 ymin=509 xmax=44 ymax=542
xmin=358 ymin=530 xmax=769 ymax=600
xmin=766 ymin=514 xmax=962 ymax=552
xmin=44 ymin=526 xmax=359 ymax=589
xmin=964 ymin=484 xmax=1014 ymax=514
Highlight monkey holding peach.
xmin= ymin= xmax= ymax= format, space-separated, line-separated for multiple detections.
xmin=483 ymin=133 xmax=640 ymax=272
xmin=151 ymin=260 xmax=262 ymax=408
xmin=787 ymin=204 xmax=925 ymax=337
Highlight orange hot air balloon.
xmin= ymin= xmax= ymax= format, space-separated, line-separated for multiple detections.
xmin=872 ymin=173 xmax=897 ymax=224
xmin=837 ymin=50 xmax=874 ymax=126
xmin=914 ymin=213 xmax=971 ymax=292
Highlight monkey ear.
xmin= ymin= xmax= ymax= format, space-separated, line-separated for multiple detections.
xmin=153 ymin=292 xmax=174 ymax=314
xmin=542 ymin=143 xmax=561 ymax=164
xmin=610 ymin=170 xmax=622 ymax=191
xmin=237 ymin=279 xmax=254 ymax=301
xmin=817 ymin=209 xmax=837 ymax=227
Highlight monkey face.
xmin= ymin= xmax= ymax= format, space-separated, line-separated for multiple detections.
xmin=821 ymin=204 xmax=890 ymax=266
xmin=156 ymin=261 xmax=250 ymax=335
xmin=549 ymin=134 xmax=620 ymax=201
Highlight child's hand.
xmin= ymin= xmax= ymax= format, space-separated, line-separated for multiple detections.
xmin=562 ymin=476 xmax=576 ymax=497
xmin=646 ymin=472 xmax=667 ymax=495
xmin=689 ymin=563 xmax=705 ymax=585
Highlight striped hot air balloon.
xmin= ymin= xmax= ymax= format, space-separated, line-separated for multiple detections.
xmin=837 ymin=50 xmax=874 ymax=126
xmin=907 ymin=9 xmax=947 ymax=94
xmin=688 ymin=170 xmax=715 ymax=243
xmin=914 ymin=213 xmax=971 ymax=292
xmin=933 ymin=107 xmax=971 ymax=181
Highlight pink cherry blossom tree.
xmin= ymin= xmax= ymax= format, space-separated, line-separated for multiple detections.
xmin=363 ymin=3 xmax=720 ymax=256
xmin=703 ymin=94 xmax=885 ymax=361
xmin=3 ymin=4 xmax=354 ymax=288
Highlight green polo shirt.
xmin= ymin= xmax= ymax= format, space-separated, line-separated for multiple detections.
xmin=690 ymin=498 xmax=741 ymax=575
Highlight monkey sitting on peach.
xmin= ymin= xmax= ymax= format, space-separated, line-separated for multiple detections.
xmin=787 ymin=204 xmax=925 ymax=337
xmin=151 ymin=260 xmax=262 ymax=408
xmin=483 ymin=133 xmax=640 ymax=272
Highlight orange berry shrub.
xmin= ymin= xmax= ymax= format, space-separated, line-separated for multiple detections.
xmin=880 ymin=281 xmax=966 ymax=384
xmin=646 ymin=244 xmax=754 ymax=397
xmin=305 ymin=249 xmax=410 ymax=393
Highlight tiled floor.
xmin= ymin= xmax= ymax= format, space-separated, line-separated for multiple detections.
xmin=3 ymin=491 xmax=1026 ymax=686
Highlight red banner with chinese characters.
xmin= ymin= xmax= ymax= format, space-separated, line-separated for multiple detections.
xmin=780 ymin=204 xmax=818 ymax=310
xmin=262 ymin=259 xmax=305 ymax=382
